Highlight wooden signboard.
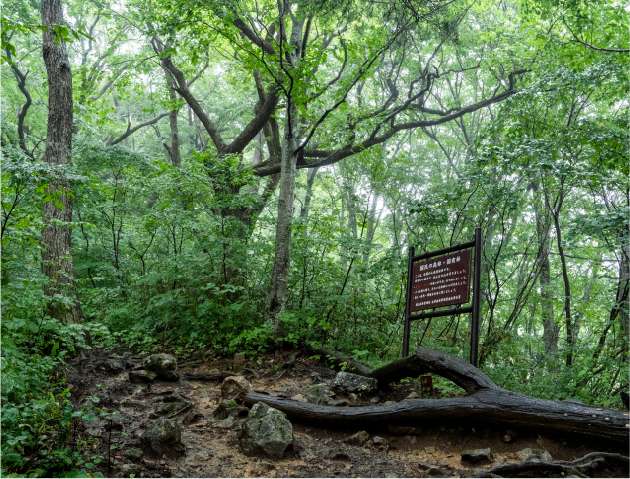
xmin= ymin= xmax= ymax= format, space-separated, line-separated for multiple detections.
xmin=403 ymin=227 xmax=482 ymax=366
xmin=410 ymin=249 xmax=471 ymax=312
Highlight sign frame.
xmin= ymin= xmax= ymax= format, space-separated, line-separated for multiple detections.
xmin=402 ymin=227 xmax=482 ymax=366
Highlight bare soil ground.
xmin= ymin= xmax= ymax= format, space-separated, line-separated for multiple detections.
xmin=66 ymin=348 xmax=627 ymax=478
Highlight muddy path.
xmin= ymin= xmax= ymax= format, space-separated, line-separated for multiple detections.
xmin=66 ymin=349 xmax=627 ymax=477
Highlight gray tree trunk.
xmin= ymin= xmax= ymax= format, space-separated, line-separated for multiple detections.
xmin=531 ymin=181 xmax=558 ymax=356
xmin=363 ymin=194 xmax=381 ymax=265
xmin=267 ymin=107 xmax=299 ymax=326
xmin=41 ymin=0 xmax=81 ymax=321
xmin=266 ymin=5 xmax=305 ymax=328
xmin=299 ymin=167 xmax=318 ymax=222
xmin=162 ymin=67 xmax=181 ymax=166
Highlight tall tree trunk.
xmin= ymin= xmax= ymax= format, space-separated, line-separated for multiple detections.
xmin=615 ymin=229 xmax=629 ymax=348
xmin=266 ymin=5 xmax=305 ymax=328
xmin=299 ymin=167 xmax=318 ymax=222
xmin=574 ymin=257 xmax=600 ymax=341
xmin=41 ymin=0 xmax=81 ymax=321
xmin=531 ymin=181 xmax=558 ymax=356
xmin=162 ymin=68 xmax=181 ymax=166
xmin=549 ymin=189 xmax=573 ymax=366
xmin=268 ymin=108 xmax=299 ymax=328
xmin=363 ymin=194 xmax=381 ymax=265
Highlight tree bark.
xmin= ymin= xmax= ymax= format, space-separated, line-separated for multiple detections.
xmin=245 ymin=348 xmax=629 ymax=444
xmin=266 ymin=5 xmax=305 ymax=326
xmin=299 ymin=167 xmax=318 ymax=222
xmin=41 ymin=0 xmax=81 ymax=322
xmin=531 ymin=180 xmax=558 ymax=357
xmin=552 ymin=192 xmax=575 ymax=367
xmin=267 ymin=109 xmax=299 ymax=327
xmin=163 ymin=66 xmax=181 ymax=166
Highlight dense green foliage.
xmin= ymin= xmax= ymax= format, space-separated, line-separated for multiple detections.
xmin=1 ymin=0 xmax=628 ymax=475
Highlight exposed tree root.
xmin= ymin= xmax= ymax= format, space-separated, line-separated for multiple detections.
xmin=481 ymin=451 xmax=630 ymax=477
xmin=244 ymin=348 xmax=630 ymax=444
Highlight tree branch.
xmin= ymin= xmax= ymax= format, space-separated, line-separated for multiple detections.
xmin=4 ymin=49 xmax=33 ymax=158
xmin=564 ymin=20 xmax=630 ymax=54
xmin=106 ymin=112 xmax=170 ymax=146
xmin=253 ymin=70 xmax=526 ymax=176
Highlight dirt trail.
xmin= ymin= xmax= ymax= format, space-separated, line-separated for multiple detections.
xmin=67 ymin=349 xmax=626 ymax=477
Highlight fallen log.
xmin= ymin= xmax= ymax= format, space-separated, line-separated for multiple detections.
xmin=244 ymin=348 xmax=630 ymax=444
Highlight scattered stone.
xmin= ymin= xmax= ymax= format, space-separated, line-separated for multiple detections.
xmin=183 ymin=411 xmax=204 ymax=425
xmin=348 ymin=393 xmax=359 ymax=402
xmin=517 ymin=448 xmax=553 ymax=463
xmin=221 ymin=376 xmax=252 ymax=402
xmin=118 ymin=464 xmax=141 ymax=476
xmin=213 ymin=399 xmax=249 ymax=419
xmin=327 ymin=398 xmax=350 ymax=407
xmin=344 ymin=430 xmax=370 ymax=446
xmin=372 ymin=436 xmax=388 ymax=447
xmin=331 ymin=451 xmax=351 ymax=461
xmin=502 ymin=430 xmax=516 ymax=443
xmin=239 ymin=402 xmax=293 ymax=458
xmin=121 ymin=398 xmax=147 ymax=409
xmin=141 ymin=418 xmax=185 ymax=458
xmin=406 ymin=391 xmax=419 ymax=399
xmin=291 ymin=394 xmax=307 ymax=402
xmin=124 ymin=447 xmax=144 ymax=460
xmin=214 ymin=416 xmax=237 ymax=429
xmin=369 ymin=396 xmax=381 ymax=404
xmin=418 ymin=463 xmax=453 ymax=477
xmin=98 ymin=357 xmax=127 ymax=373
xmin=305 ymin=383 xmax=334 ymax=405
xmin=143 ymin=353 xmax=179 ymax=381
xmin=424 ymin=446 xmax=436 ymax=454
xmin=129 ymin=369 xmax=157 ymax=383
xmin=461 ymin=448 xmax=493 ymax=464
xmin=332 ymin=371 xmax=378 ymax=395
xmin=153 ymin=396 xmax=192 ymax=418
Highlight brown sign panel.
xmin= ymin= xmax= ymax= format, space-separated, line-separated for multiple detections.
xmin=410 ymin=248 xmax=471 ymax=312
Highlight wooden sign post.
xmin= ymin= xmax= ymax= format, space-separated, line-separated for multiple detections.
xmin=403 ymin=227 xmax=482 ymax=366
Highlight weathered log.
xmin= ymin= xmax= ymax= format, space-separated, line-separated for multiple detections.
xmin=244 ymin=348 xmax=630 ymax=444
xmin=481 ymin=451 xmax=630 ymax=477
xmin=369 ymin=347 xmax=497 ymax=392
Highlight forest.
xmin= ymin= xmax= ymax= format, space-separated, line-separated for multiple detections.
xmin=1 ymin=0 xmax=628 ymax=477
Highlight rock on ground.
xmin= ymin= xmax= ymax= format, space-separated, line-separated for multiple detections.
xmin=517 ymin=447 xmax=553 ymax=462
xmin=372 ymin=435 xmax=388 ymax=447
xmin=344 ymin=430 xmax=370 ymax=446
xmin=129 ymin=369 xmax=157 ymax=383
xmin=141 ymin=418 xmax=185 ymax=458
xmin=332 ymin=371 xmax=378 ymax=395
xmin=144 ymin=353 xmax=179 ymax=381
xmin=461 ymin=448 xmax=493 ymax=464
xmin=305 ymin=383 xmax=335 ymax=405
xmin=239 ymin=402 xmax=293 ymax=458
xmin=221 ymin=375 xmax=252 ymax=402
xmin=213 ymin=399 xmax=249 ymax=419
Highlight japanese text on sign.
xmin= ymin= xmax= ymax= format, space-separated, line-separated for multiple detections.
xmin=410 ymin=249 xmax=471 ymax=312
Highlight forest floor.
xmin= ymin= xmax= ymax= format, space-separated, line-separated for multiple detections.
xmin=67 ymin=348 xmax=627 ymax=478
